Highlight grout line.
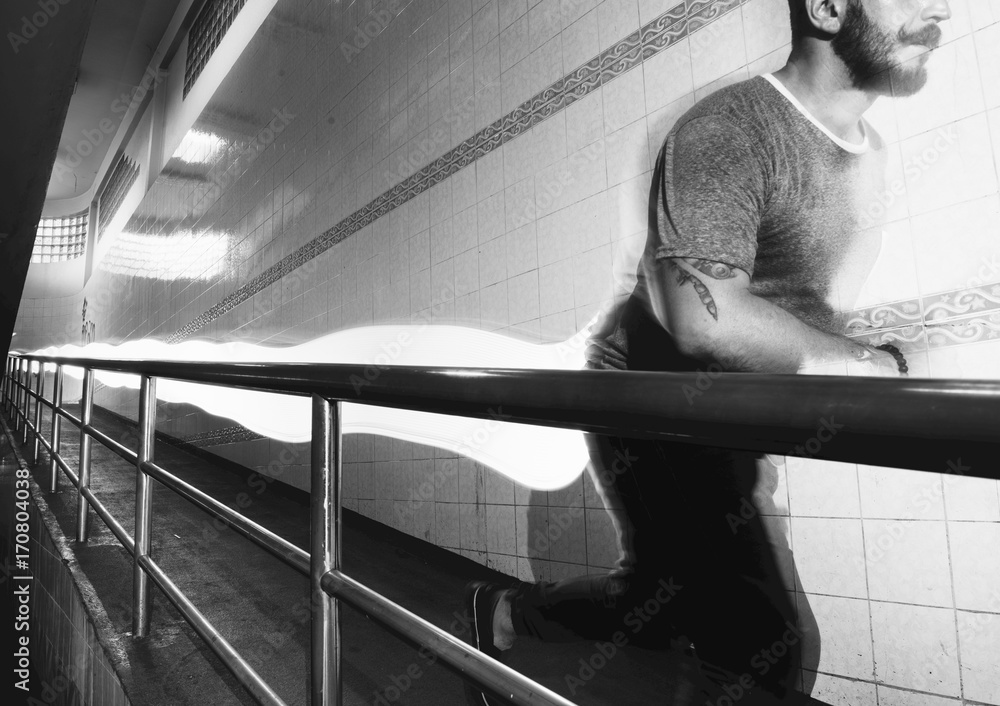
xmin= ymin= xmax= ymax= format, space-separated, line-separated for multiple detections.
xmin=942 ymin=466 xmax=968 ymax=702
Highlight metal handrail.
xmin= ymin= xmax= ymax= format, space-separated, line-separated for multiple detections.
xmin=5 ymin=352 xmax=1000 ymax=706
xmin=12 ymin=353 xmax=1000 ymax=473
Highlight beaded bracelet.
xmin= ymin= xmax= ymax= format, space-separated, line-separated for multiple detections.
xmin=875 ymin=343 xmax=909 ymax=377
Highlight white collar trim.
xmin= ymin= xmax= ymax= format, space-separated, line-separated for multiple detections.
xmin=763 ymin=73 xmax=870 ymax=154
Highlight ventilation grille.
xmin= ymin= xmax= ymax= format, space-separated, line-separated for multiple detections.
xmin=98 ymin=155 xmax=139 ymax=241
xmin=184 ymin=0 xmax=248 ymax=98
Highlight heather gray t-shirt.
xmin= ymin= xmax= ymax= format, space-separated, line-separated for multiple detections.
xmin=588 ymin=75 xmax=887 ymax=371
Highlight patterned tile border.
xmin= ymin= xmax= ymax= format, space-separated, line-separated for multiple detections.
xmin=172 ymin=424 xmax=265 ymax=447
xmin=845 ymin=324 xmax=928 ymax=351
xmin=845 ymin=299 xmax=923 ymax=333
xmin=165 ymin=0 xmax=711 ymax=342
xmin=844 ymin=283 xmax=1000 ymax=349
xmin=925 ymin=311 xmax=1000 ymax=348
xmin=923 ymin=284 xmax=1000 ymax=324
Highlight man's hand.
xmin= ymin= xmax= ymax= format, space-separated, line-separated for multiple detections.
xmin=645 ymin=256 xmax=903 ymax=375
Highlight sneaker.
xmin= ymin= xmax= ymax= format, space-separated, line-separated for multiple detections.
xmin=464 ymin=580 xmax=508 ymax=705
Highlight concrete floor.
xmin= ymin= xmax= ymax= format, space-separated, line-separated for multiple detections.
xmin=3 ymin=402 xmax=830 ymax=705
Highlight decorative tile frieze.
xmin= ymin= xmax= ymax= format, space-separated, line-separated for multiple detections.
xmin=175 ymin=424 xmax=264 ymax=447
xmin=846 ymin=324 xmax=927 ymax=351
xmin=922 ymin=284 xmax=1000 ymax=324
xmin=167 ymin=0 xmax=703 ymax=342
xmin=845 ymin=299 xmax=923 ymax=333
xmin=842 ymin=283 xmax=1000 ymax=351
xmin=687 ymin=0 xmax=742 ymax=34
xmin=926 ymin=312 xmax=1000 ymax=348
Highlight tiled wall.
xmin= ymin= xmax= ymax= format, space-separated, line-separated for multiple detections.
xmin=13 ymin=0 xmax=1000 ymax=702
xmin=0 ymin=462 xmax=131 ymax=705
xmin=12 ymin=293 xmax=86 ymax=353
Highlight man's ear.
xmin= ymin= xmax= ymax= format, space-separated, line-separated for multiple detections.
xmin=804 ymin=0 xmax=849 ymax=35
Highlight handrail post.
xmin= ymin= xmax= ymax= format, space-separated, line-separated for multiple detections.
xmin=310 ymin=395 xmax=342 ymax=706
xmin=2 ymin=357 xmax=8 ymax=412
xmin=77 ymin=368 xmax=95 ymax=542
xmin=7 ymin=357 xmax=15 ymax=413
xmin=32 ymin=363 xmax=44 ymax=463
xmin=2 ymin=357 xmax=10 ymax=413
xmin=49 ymin=366 xmax=64 ymax=493
xmin=20 ymin=358 xmax=28 ymax=431
xmin=16 ymin=358 xmax=25 ymax=432
xmin=133 ymin=375 xmax=157 ymax=638
xmin=23 ymin=361 xmax=33 ymax=444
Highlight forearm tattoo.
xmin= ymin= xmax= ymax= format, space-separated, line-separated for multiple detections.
xmin=669 ymin=258 xmax=735 ymax=321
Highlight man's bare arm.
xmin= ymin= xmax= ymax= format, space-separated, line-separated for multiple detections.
xmin=645 ymin=256 xmax=897 ymax=374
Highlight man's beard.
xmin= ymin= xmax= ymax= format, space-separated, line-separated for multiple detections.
xmin=831 ymin=0 xmax=942 ymax=97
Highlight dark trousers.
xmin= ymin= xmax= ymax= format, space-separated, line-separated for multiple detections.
xmin=508 ymin=433 xmax=813 ymax=698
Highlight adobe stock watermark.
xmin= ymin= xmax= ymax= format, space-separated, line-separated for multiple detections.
xmin=700 ymin=621 xmax=806 ymax=706
xmin=909 ymin=588 xmax=1000 ymax=694
xmin=7 ymin=0 xmax=72 ymax=54
xmin=370 ymin=604 xmax=481 ymax=705
xmin=348 ymin=279 xmax=459 ymax=395
xmin=384 ymin=86 xmax=483 ymax=187
xmin=205 ymin=107 xmax=295 ymax=202
xmin=854 ymin=457 xmax=971 ymax=570
xmin=340 ymin=0 xmax=404 ymax=63
xmin=509 ymin=139 xmax=605 ymax=230
xmin=858 ymin=124 xmax=959 ymax=231
xmin=727 ymin=417 xmax=843 ymax=533
xmin=563 ymin=577 xmax=683 ymax=695
xmin=245 ymin=245 xmax=319 ymax=325
xmin=51 ymin=66 xmax=169 ymax=182
xmin=393 ymin=405 xmax=512 ymax=522
xmin=197 ymin=439 xmax=309 ymax=547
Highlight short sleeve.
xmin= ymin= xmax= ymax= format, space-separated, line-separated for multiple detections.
xmin=652 ymin=115 xmax=768 ymax=277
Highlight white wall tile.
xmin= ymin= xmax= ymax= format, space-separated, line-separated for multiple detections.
xmin=949 ymin=522 xmax=1000 ymax=612
xmin=876 ymin=685 xmax=959 ymax=705
xmin=957 ymin=608 xmax=1000 ymax=704
xmin=909 ymin=116 xmax=997 ymax=222
xmin=807 ymin=672 xmax=877 ymax=706
xmin=800 ymin=593 xmax=873 ymax=680
xmin=689 ymin=9 xmax=747 ymax=90
xmin=911 ymin=194 xmax=1000 ymax=296
xmin=786 ymin=458 xmax=861 ymax=518
xmin=859 ymin=466 xmax=946 ymax=520
xmin=864 ymin=520 xmax=953 ymax=607
xmin=942 ymin=474 xmax=1000 ymax=521
xmin=870 ymin=601 xmax=961 ymax=697
xmin=741 ymin=0 xmax=792 ymax=63
xmin=790 ymin=517 xmax=867 ymax=598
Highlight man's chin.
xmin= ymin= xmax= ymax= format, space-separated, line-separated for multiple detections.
xmin=856 ymin=65 xmax=928 ymax=97
xmin=887 ymin=65 xmax=930 ymax=97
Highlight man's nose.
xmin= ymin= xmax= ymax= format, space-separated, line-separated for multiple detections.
xmin=921 ymin=0 xmax=952 ymax=22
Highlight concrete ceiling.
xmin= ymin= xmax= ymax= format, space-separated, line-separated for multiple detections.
xmin=48 ymin=0 xmax=186 ymax=202
xmin=0 ymin=0 xmax=187 ymax=358
xmin=0 ymin=0 xmax=98 ymax=359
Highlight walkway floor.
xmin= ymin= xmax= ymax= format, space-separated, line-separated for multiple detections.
xmin=3 ymin=402 xmax=823 ymax=705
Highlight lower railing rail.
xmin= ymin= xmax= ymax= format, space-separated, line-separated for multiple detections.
xmin=4 ymin=352 xmax=1000 ymax=706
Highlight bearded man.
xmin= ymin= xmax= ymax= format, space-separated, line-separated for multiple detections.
xmin=465 ymin=1 xmax=951 ymax=704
